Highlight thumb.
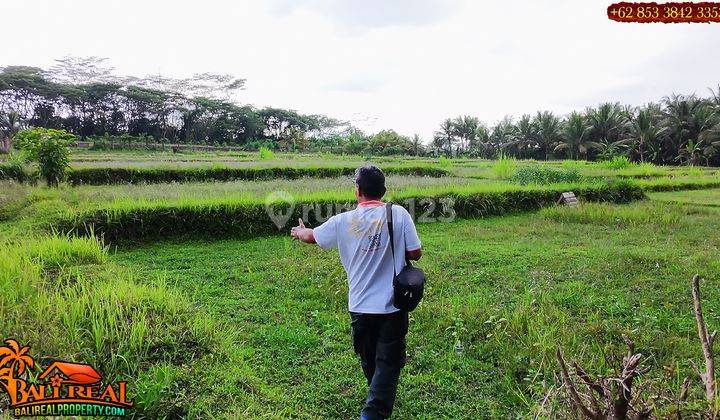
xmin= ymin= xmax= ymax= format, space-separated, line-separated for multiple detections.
xmin=298 ymin=218 xmax=305 ymax=228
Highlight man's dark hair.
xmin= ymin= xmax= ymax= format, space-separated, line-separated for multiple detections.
xmin=354 ymin=165 xmax=386 ymax=199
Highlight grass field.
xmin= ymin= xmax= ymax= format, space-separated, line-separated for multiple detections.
xmin=2 ymin=150 xmax=720 ymax=417
xmin=649 ymin=188 xmax=720 ymax=207
xmin=110 ymin=200 xmax=720 ymax=417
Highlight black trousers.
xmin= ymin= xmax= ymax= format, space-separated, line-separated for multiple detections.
xmin=350 ymin=310 xmax=409 ymax=420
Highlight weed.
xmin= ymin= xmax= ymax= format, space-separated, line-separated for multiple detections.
xmin=258 ymin=147 xmax=275 ymax=160
xmin=491 ymin=153 xmax=517 ymax=179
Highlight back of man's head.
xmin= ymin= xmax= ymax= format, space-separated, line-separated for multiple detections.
xmin=354 ymin=165 xmax=386 ymax=200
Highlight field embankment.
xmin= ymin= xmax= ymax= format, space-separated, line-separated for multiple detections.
xmin=0 ymin=162 xmax=449 ymax=184
xmin=53 ymin=181 xmax=644 ymax=242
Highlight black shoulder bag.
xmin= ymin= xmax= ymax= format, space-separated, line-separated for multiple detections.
xmin=386 ymin=203 xmax=426 ymax=312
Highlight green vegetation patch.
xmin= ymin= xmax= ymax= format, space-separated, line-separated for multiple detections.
xmin=110 ymin=200 xmax=720 ymax=417
xmin=64 ymin=165 xmax=448 ymax=185
xmin=649 ymin=188 xmax=720 ymax=207
xmin=0 ymin=234 xmax=275 ymax=418
xmin=510 ymin=164 xmax=582 ymax=185
xmin=54 ymin=181 xmax=644 ymax=242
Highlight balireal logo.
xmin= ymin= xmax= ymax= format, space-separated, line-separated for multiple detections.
xmin=0 ymin=338 xmax=133 ymax=417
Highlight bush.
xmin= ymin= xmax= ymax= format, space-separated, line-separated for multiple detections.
xmin=511 ymin=165 xmax=582 ymax=185
xmin=0 ymin=152 xmax=32 ymax=183
xmin=66 ymin=165 xmax=449 ymax=185
xmin=55 ymin=181 xmax=645 ymax=243
xmin=15 ymin=128 xmax=75 ymax=186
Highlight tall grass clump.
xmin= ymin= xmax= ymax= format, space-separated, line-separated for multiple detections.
xmin=438 ymin=156 xmax=453 ymax=168
xmin=491 ymin=153 xmax=517 ymax=180
xmin=600 ymin=156 xmax=632 ymax=169
xmin=0 ymin=235 xmax=234 ymax=417
xmin=510 ymin=165 xmax=582 ymax=185
xmin=539 ymin=201 xmax=682 ymax=228
xmin=0 ymin=181 xmax=30 ymax=221
xmin=258 ymin=146 xmax=275 ymax=160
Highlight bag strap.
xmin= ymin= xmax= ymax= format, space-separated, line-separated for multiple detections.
xmin=386 ymin=203 xmax=397 ymax=279
xmin=386 ymin=203 xmax=411 ymax=283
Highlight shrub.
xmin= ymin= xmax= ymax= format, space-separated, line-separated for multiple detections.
xmin=15 ymin=128 xmax=76 ymax=186
xmin=258 ymin=146 xmax=275 ymax=160
xmin=511 ymin=165 xmax=582 ymax=185
xmin=491 ymin=154 xmax=517 ymax=179
xmin=0 ymin=152 xmax=31 ymax=183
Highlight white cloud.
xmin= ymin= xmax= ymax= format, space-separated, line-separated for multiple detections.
xmin=1 ymin=0 xmax=719 ymax=141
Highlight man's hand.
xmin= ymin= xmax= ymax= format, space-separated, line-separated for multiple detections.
xmin=290 ymin=218 xmax=316 ymax=244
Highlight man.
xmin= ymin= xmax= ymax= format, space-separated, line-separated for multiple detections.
xmin=290 ymin=165 xmax=422 ymax=420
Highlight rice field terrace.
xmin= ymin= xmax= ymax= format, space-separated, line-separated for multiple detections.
xmin=2 ymin=149 xmax=720 ymax=418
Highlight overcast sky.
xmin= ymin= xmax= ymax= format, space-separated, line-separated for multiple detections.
xmin=2 ymin=0 xmax=719 ymax=139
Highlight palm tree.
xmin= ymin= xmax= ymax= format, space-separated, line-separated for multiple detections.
xmin=451 ymin=115 xmax=480 ymax=154
xmin=492 ymin=116 xmax=518 ymax=158
xmin=535 ymin=111 xmax=562 ymax=160
xmin=556 ymin=112 xmax=599 ymax=160
xmin=470 ymin=124 xmax=490 ymax=157
xmin=627 ymin=106 xmax=668 ymax=163
xmin=410 ymin=134 xmax=423 ymax=156
xmin=433 ymin=118 xmax=455 ymax=157
xmin=0 ymin=111 xmax=22 ymax=152
xmin=507 ymin=114 xmax=537 ymax=159
xmin=662 ymin=94 xmax=705 ymax=164
xmin=586 ymin=103 xmax=629 ymax=145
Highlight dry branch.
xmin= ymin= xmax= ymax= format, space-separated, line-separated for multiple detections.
xmin=691 ymin=274 xmax=716 ymax=404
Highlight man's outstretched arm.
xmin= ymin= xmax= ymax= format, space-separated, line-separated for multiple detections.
xmin=290 ymin=219 xmax=316 ymax=244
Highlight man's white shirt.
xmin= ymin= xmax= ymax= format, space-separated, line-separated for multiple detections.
xmin=313 ymin=201 xmax=421 ymax=314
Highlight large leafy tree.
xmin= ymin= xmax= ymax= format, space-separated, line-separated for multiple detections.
xmin=0 ymin=58 xmax=340 ymax=150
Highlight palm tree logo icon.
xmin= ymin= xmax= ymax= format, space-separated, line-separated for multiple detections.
xmin=0 ymin=339 xmax=35 ymax=406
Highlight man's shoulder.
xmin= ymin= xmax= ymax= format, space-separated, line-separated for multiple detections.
xmin=391 ymin=203 xmax=413 ymax=221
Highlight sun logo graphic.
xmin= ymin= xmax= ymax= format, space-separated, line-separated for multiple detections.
xmin=0 ymin=339 xmax=133 ymax=417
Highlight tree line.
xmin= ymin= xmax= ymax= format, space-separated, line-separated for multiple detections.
xmin=433 ymin=92 xmax=720 ymax=166
xmin=0 ymin=57 xmax=352 ymax=152
xmin=1 ymin=57 xmax=719 ymax=164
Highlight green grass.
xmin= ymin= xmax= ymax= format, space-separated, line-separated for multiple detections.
xmin=649 ymin=188 xmax=720 ymax=207
xmin=0 ymin=234 xmax=252 ymax=417
xmin=3 ymin=152 xmax=720 ymax=417
xmin=63 ymin=164 xmax=448 ymax=185
xmin=51 ymin=181 xmax=644 ymax=243
xmin=109 ymin=199 xmax=720 ymax=417
xmin=490 ymin=154 xmax=517 ymax=180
